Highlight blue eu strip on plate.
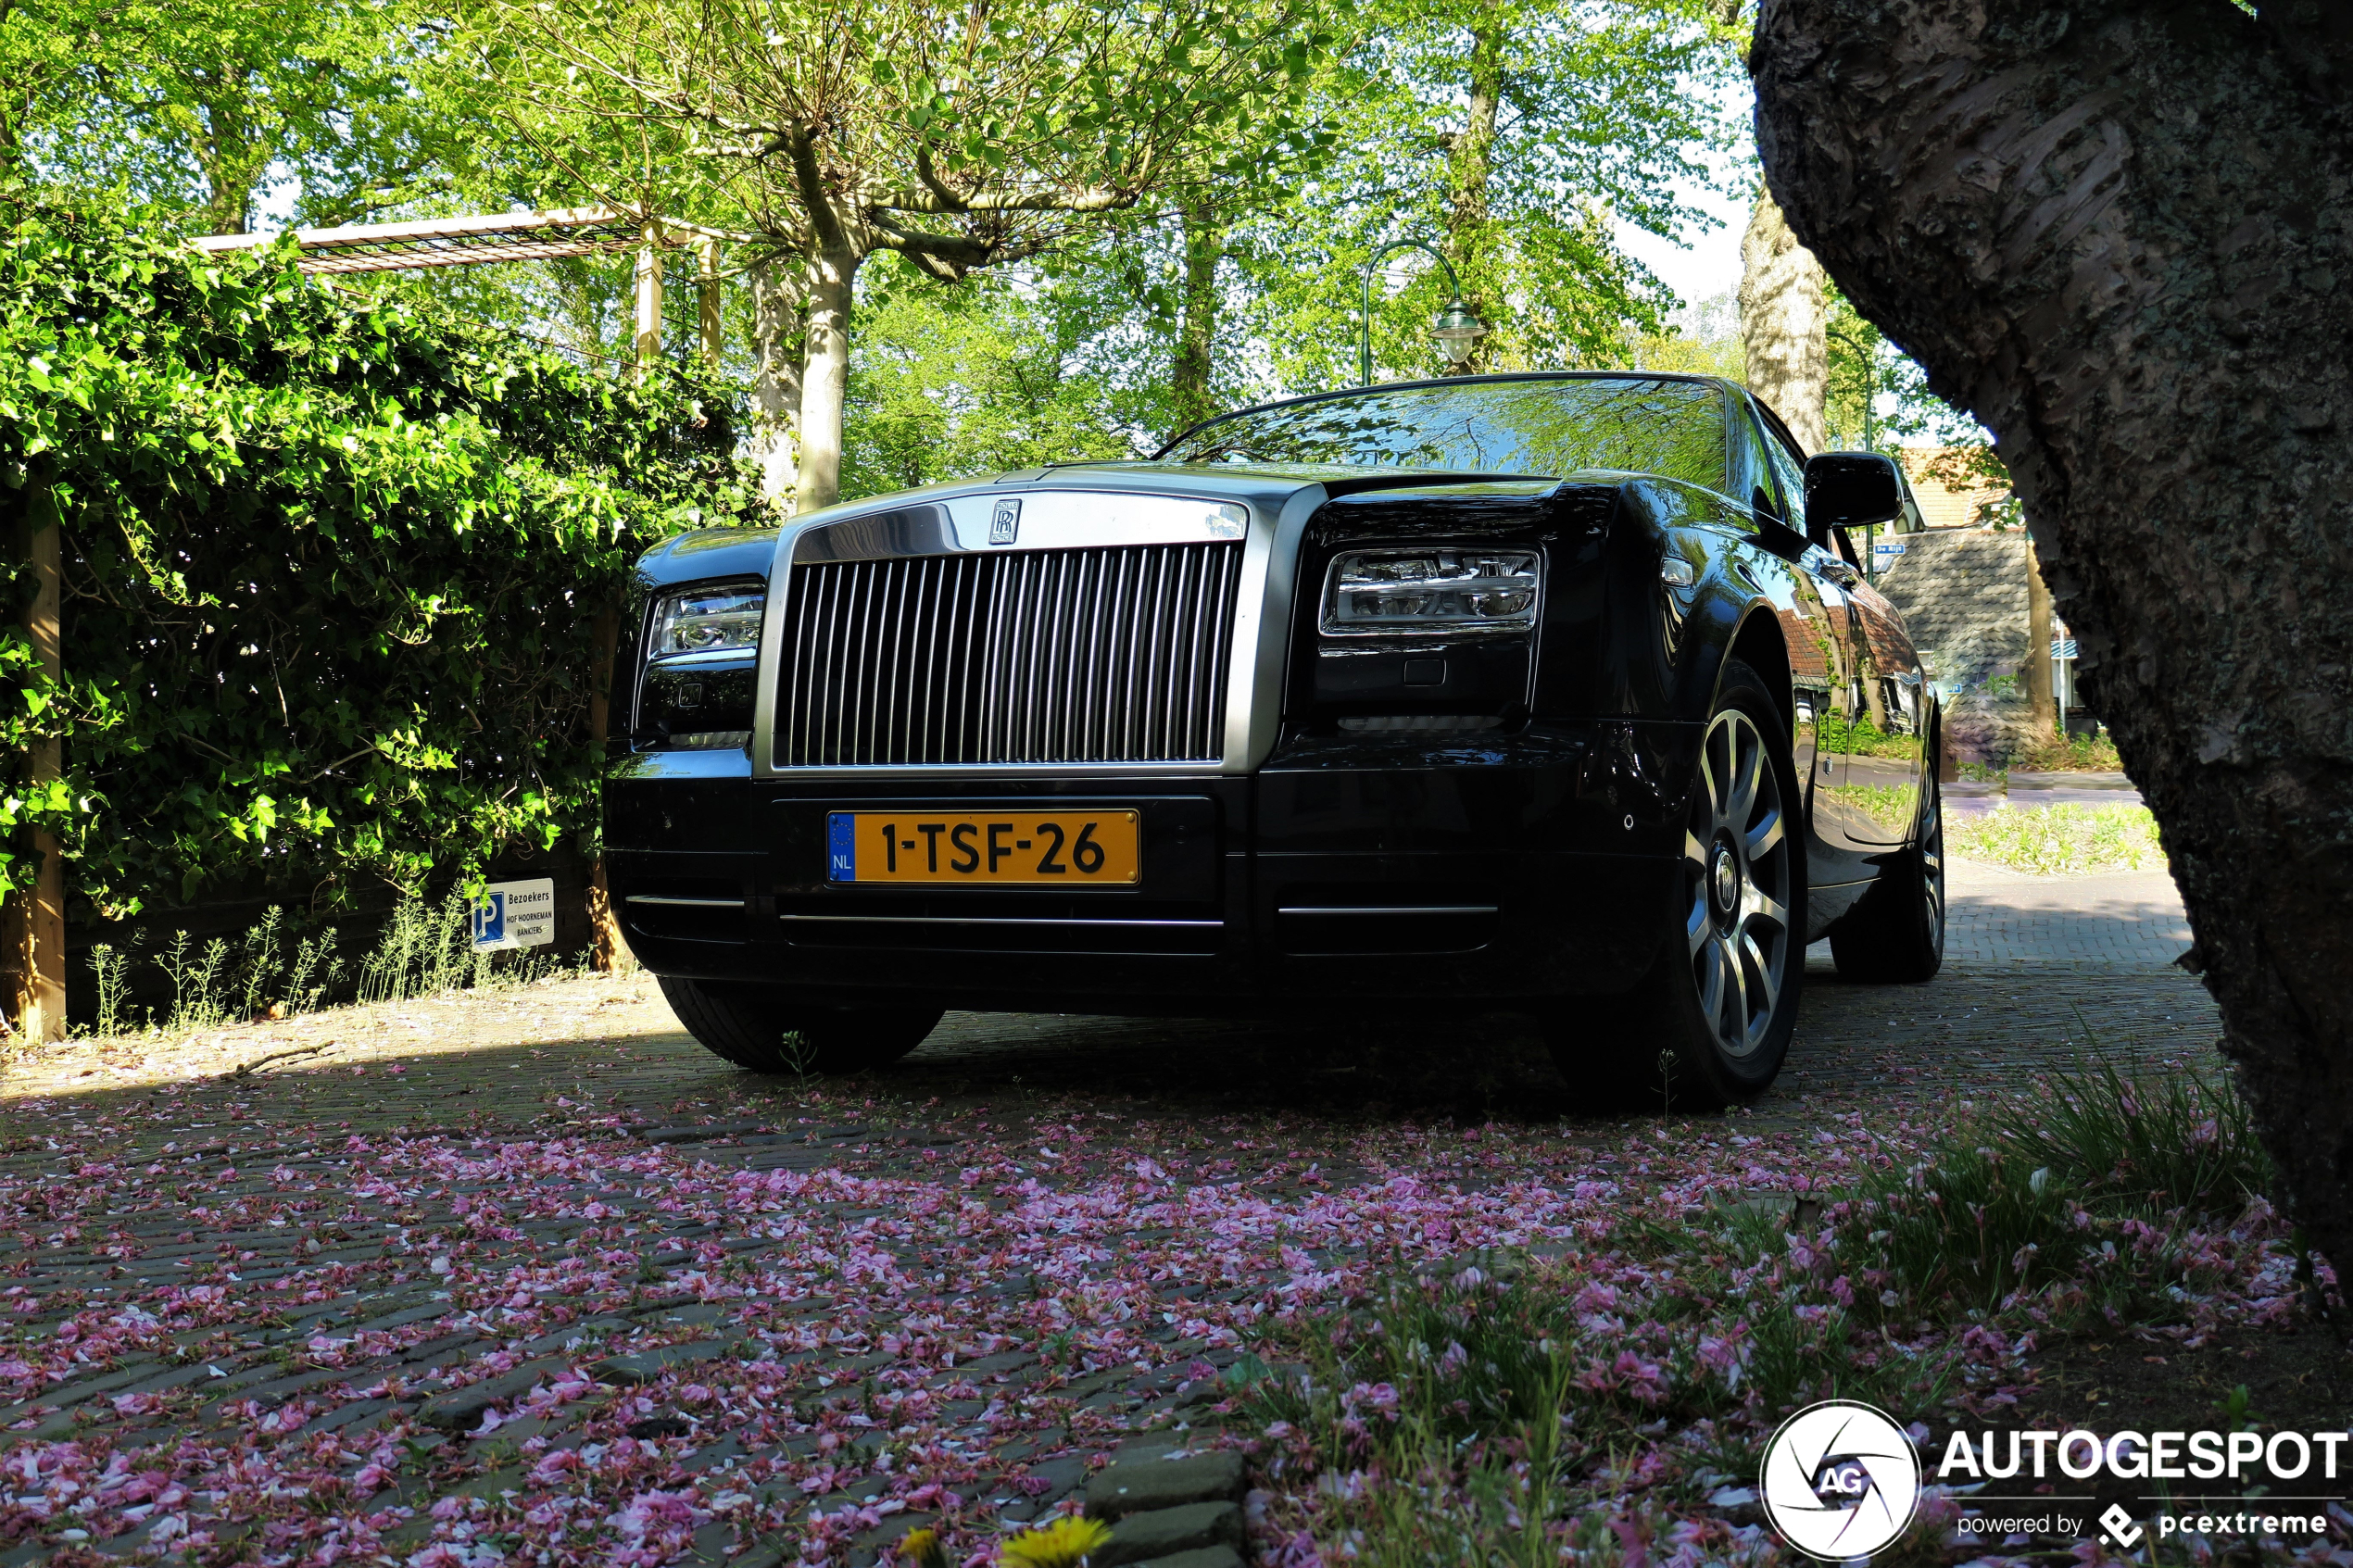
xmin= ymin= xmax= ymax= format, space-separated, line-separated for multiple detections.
xmin=827 ymin=812 xmax=855 ymax=882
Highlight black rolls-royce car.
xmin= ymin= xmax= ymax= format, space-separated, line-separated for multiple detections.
xmin=606 ymin=372 xmax=1943 ymax=1106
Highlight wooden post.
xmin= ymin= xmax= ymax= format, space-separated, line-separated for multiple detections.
xmin=6 ymin=495 xmax=66 ymax=1040
xmin=634 ymin=224 xmax=663 ymax=379
xmin=585 ymin=600 xmax=623 ymax=972
xmin=586 ymin=225 xmax=665 ymax=972
xmin=698 ymin=238 xmax=722 ymax=371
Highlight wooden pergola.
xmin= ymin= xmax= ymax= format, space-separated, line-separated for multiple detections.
xmin=6 ymin=207 xmax=745 ymax=1040
xmin=190 ymin=206 xmax=644 ymax=272
xmin=188 ymin=205 xmax=736 ymax=369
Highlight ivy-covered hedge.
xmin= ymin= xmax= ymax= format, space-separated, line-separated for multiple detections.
xmin=0 ymin=195 xmax=761 ymax=917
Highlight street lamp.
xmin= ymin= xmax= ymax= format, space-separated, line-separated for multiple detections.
xmin=1359 ymin=238 xmax=1488 ymax=386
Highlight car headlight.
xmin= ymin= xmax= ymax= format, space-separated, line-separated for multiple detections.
xmin=1321 ymin=549 xmax=1541 ymax=634
xmin=651 ymin=585 xmax=765 ymax=658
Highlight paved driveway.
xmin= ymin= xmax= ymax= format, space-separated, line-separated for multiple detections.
xmin=0 ymin=856 xmax=2221 ymax=1566
xmin=1944 ymin=859 xmax=2191 ymax=966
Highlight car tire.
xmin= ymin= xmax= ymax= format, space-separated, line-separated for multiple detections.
xmin=658 ymin=976 xmax=942 ymax=1074
xmin=1829 ymin=749 xmax=1946 ymax=984
xmin=1547 ymin=659 xmax=1806 ymax=1110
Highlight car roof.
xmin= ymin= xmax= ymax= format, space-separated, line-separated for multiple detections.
xmin=1152 ymin=370 xmax=1745 ymax=460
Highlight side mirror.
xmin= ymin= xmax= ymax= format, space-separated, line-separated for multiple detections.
xmin=1803 ymin=451 xmax=1904 ymax=545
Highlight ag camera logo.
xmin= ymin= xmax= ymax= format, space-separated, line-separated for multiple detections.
xmin=1762 ymin=1399 xmax=1921 ymax=1560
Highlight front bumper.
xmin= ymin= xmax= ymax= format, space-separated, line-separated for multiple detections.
xmin=604 ymin=721 xmax=1695 ymax=1013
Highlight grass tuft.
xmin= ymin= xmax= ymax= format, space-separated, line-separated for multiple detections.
xmin=2016 ymin=730 xmax=2125 ymax=772
xmin=1991 ymin=1054 xmax=2271 ymax=1217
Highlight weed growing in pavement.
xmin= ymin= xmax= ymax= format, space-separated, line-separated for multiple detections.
xmin=88 ymin=942 xmax=132 ymax=1035
xmin=281 ymin=924 xmax=341 ymax=1010
xmin=1946 ymin=801 xmax=2163 ymax=874
xmin=78 ymin=894 xmax=584 ymax=1040
xmin=233 ymin=906 xmax=340 ymax=1020
xmin=777 ymin=1027 xmax=818 ymax=1076
xmin=2215 ymin=1382 xmax=2259 ymax=1432
xmin=355 ymin=892 xmax=585 ymax=1003
xmin=1246 ymin=1061 xmax=2278 ymax=1562
xmin=308 ymin=890 xmax=588 ymax=1007
xmin=86 ymin=908 xmax=349 ymax=1036
xmin=156 ymin=930 xmax=236 ymax=1032
xmin=355 ymin=893 xmax=479 ymax=1005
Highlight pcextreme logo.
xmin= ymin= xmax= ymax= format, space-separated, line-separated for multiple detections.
xmin=1761 ymin=1399 xmax=1921 ymax=1561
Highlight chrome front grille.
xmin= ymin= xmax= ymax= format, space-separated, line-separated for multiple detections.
xmin=774 ymin=543 xmax=1243 ymax=767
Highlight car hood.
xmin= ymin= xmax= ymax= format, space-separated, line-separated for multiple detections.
xmin=635 ymin=461 xmax=1629 ymax=589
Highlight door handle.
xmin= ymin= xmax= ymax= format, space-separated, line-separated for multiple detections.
xmin=1895 ymin=671 xmax=1922 ymax=687
xmin=1820 ymin=560 xmax=1860 ymax=588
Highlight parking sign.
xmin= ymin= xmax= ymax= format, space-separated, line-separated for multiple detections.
xmin=470 ymin=878 xmax=556 ymax=950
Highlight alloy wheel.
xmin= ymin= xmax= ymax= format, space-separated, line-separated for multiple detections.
xmin=1681 ymin=707 xmax=1795 ymax=1060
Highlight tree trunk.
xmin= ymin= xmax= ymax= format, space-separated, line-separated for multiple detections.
xmin=2026 ymin=543 xmax=2057 ymax=742
xmin=1754 ymin=0 xmax=2353 ymax=1275
xmin=749 ymin=255 xmax=807 ymax=513
xmin=1443 ymin=25 xmax=1504 ymax=375
xmin=1738 ymin=188 xmax=1827 ymax=451
xmin=1168 ymin=199 xmax=1224 ymax=437
xmin=796 ymin=247 xmax=860 ymax=513
xmin=189 ymin=68 xmax=262 ymax=235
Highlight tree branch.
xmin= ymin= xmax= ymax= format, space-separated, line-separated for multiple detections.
xmin=912 ymin=142 xmax=967 ymax=212
xmin=875 ymin=182 xmax=1143 ymax=216
xmin=868 ymin=217 xmax=993 ymax=279
xmin=787 ymin=124 xmax=850 ymax=256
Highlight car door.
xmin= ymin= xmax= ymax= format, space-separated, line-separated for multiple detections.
xmin=1841 ymin=575 xmax=1926 ymax=844
xmin=1756 ymin=416 xmax=1927 ymax=847
xmin=1757 ymin=545 xmax=1870 ymax=878
xmin=1741 ymin=404 xmax=1888 ymax=865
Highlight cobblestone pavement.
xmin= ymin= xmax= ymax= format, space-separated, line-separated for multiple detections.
xmin=0 ymin=855 xmax=2223 ymax=1565
xmin=1944 ymin=858 xmax=2192 ymax=966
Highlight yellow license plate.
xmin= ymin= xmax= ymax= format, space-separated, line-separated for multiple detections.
xmin=826 ymin=810 xmax=1140 ymax=885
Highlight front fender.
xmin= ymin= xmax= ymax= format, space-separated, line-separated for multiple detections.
xmin=1558 ymin=478 xmax=1798 ymax=729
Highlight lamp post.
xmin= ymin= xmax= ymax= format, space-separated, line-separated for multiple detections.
xmin=1359 ymin=239 xmax=1488 ymax=386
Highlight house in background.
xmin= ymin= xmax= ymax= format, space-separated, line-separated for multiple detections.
xmin=1868 ymin=446 xmax=2091 ymax=764
xmin=1895 ymin=446 xmax=2013 ymax=530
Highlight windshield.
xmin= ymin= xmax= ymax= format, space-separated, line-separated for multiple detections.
xmin=1157 ymin=376 xmax=1730 ymax=493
